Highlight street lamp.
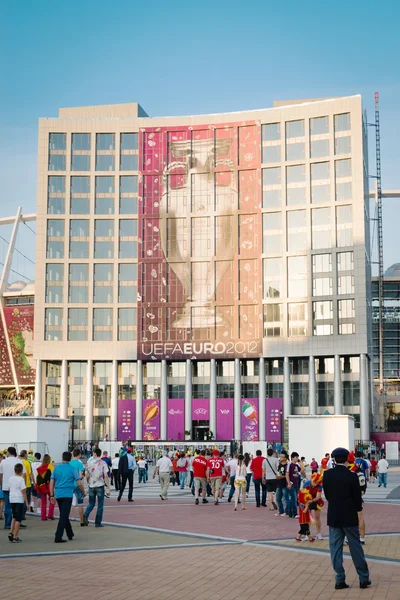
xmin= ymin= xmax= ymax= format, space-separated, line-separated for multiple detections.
xmin=71 ymin=410 xmax=75 ymax=448
xmin=280 ymin=409 xmax=283 ymax=449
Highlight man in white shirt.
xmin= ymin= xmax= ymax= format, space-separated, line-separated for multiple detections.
xmin=111 ymin=453 xmax=120 ymax=491
xmin=0 ymin=447 xmax=25 ymax=530
xmin=30 ymin=452 xmax=42 ymax=513
xmin=226 ymin=455 xmax=238 ymax=503
xmin=82 ymin=448 xmax=110 ymax=527
xmin=377 ymin=455 xmax=389 ymax=488
xmin=154 ymin=451 xmax=173 ymax=500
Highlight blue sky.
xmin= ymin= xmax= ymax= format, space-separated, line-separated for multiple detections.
xmin=1 ymin=0 xmax=399 ymax=280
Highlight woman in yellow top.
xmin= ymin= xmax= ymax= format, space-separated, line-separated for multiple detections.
xmin=19 ymin=450 xmax=35 ymax=521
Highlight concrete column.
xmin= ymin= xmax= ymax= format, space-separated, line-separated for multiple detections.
xmin=34 ymin=359 xmax=42 ymax=417
xmin=234 ymin=358 xmax=241 ymax=440
xmin=210 ymin=359 xmax=217 ymax=439
xmin=334 ymin=355 xmax=343 ymax=415
xmin=309 ymin=356 xmax=317 ymax=415
xmin=60 ymin=359 xmax=68 ymax=420
xmin=136 ymin=360 xmax=143 ymax=440
xmin=360 ymin=354 xmax=369 ymax=441
xmin=283 ymin=357 xmax=291 ymax=417
xmin=86 ymin=360 xmax=93 ymax=441
xmin=160 ymin=359 xmax=167 ymax=440
xmin=110 ymin=360 xmax=118 ymax=441
xmin=185 ymin=359 xmax=192 ymax=435
xmin=259 ymin=357 xmax=266 ymax=441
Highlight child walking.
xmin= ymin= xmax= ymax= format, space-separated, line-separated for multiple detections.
xmin=296 ymin=488 xmax=315 ymax=542
xmin=234 ymin=454 xmax=247 ymax=511
xmin=8 ymin=463 xmax=29 ymax=543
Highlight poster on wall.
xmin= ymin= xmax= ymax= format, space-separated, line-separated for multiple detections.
xmin=142 ymin=398 xmax=160 ymax=440
xmin=216 ymin=398 xmax=234 ymax=440
xmin=167 ymin=398 xmax=185 ymax=440
xmin=266 ymin=398 xmax=283 ymax=442
xmin=117 ymin=400 xmax=136 ymax=440
xmin=192 ymin=398 xmax=210 ymax=421
xmin=241 ymin=398 xmax=259 ymax=441
xmin=138 ymin=122 xmax=262 ymax=361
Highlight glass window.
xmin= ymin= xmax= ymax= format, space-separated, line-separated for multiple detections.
xmin=49 ymin=133 xmax=66 ymax=150
xmin=288 ymin=303 xmax=308 ymax=336
xmin=336 ymin=205 xmax=353 ymax=247
xmin=263 ymin=257 xmax=282 ymax=298
xmin=45 ymin=385 xmax=60 ymax=408
xmin=95 ymin=177 xmax=115 ymax=214
xmin=69 ymin=264 xmax=89 ymax=303
xmin=118 ymin=308 xmax=137 ymax=341
xmin=46 ymin=362 xmax=61 ymax=378
xmin=262 ymin=212 xmax=282 ymax=253
xmin=312 ymin=207 xmax=331 ymax=250
xmin=335 ymin=136 xmax=351 ymax=155
xmin=286 ymin=164 xmax=306 ymax=206
xmin=93 ymin=308 xmax=113 ymax=341
xmin=335 ymin=159 xmax=351 ymax=178
xmin=120 ymin=154 xmax=139 ymax=171
xmin=95 ymin=219 xmax=114 ymax=237
xmin=94 ymin=362 xmax=112 ymax=378
xmin=286 ymin=142 xmax=304 ymax=161
xmin=263 ymin=304 xmax=283 ymax=337
xmin=310 ymin=139 xmax=329 ymax=159
xmin=287 ymin=164 xmax=305 ymax=184
xmin=94 ymin=264 xmax=113 ymax=303
xmin=96 ymin=154 xmax=115 ymax=172
xmin=96 ymin=134 xmax=115 ymax=151
xmin=46 ymin=264 xmax=64 ymax=303
xmin=262 ymin=145 xmax=281 ymax=164
xmin=338 ymin=274 xmax=354 ymax=294
xmin=262 ymin=168 xmax=281 ymax=208
xmin=47 ymin=219 xmax=64 ymax=237
xmin=313 ymin=300 xmax=333 ymax=335
xmin=286 ymin=120 xmax=304 ymax=138
xmin=312 ymin=254 xmax=332 ymax=297
xmin=68 ymin=308 xmax=88 ymax=341
xmin=310 ymin=116 xmax=329 ymax=135
xmin=120 ymin=175 xmax=138 ymax=194
xmin=70 ymin=219 xmax=89 ymax=237
xmin=334 ymin=113 xmax=351 ymax=132
xmin=338 ymin=299 xmax=355 ymax=334
xmin=121 ymin=133 xmax=138 ymax=150
xmin=45 ymin=308 xmax=63 ymax=341
xmin=48 ymin=176 xmax=66 ymax=215
xmin=71 ymin=176 xmax=90 ymax=194
xmin=287 ymin=210 xmax=307 ymax=252
xmin=70 ymin=176 xmax=90 ymax=214
xmin=72 ymin=133 xmax=91 ymax=151
xmin=311 ymin=162 xmax=330 ymax=204
xmin=262 ymin=123 xmax=280 ymax=141
xmin=49 ymin=154 xmax=66 ymax=171
xmin=119 ymin=219 xmax=137 ymax=237
xmin=337 ymin=251 xmax=354 ymax=271
xmin=118 ymin=263 xmax=137 ymax=303
xmin=46 ymin=220 xmax=64 ymax=259
xmin=71 ymin=155 xmax=90 ymax=171
xmin=288 ymin=256 xmax=307 ymax=297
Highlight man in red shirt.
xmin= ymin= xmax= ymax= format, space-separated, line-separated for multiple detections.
xmin=251 ymin=450 xmax=266 ymax=507
xmin=321 ymin=454 xmax=330 ymax=472
xmin=206 ymin=449 xmax=224 ymax=505
xmin=192 ymin=450 xmax=209 ymax=505
xmin=369 ymin=455 xmax=378 ymax=483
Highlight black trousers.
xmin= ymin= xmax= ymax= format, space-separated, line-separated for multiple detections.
xmin=112 ymin=469 xmax=120 ymax=490
xmin=22 ymin=487 xmax=32 ymax=519
xmin=119 ymin=471 xmax=134 ymax=500
xmin=55 ymin=497 xmax=73 ymax=541
xmin=253 ymin=478 xmax=267 ymax=506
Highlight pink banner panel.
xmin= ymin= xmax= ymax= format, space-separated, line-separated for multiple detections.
xmin=142 ymin=398 xmax=160 ymax=440
xmin=167 ymin=398 xmax=185 ymax=440
xmin=216 ymin=398 xmax=234 ymax=440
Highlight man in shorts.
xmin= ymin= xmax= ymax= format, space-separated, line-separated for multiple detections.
xmin=192 ymin=450 xmax=208 ymax=505
xmin=8 ymin=463 xmax=29 ymax=543
xmin=206 ymin=449 xmax=224 ymax=505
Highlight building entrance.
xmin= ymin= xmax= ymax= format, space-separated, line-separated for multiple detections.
xmin=192 ymin=420 xmax=210 ymax=441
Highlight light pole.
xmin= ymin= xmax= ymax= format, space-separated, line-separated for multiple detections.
xmin=71 ymin=410 xmax=75 ymax=448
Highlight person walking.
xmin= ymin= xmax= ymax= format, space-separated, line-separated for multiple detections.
xmin=0 ymin=447 xmax=25 ymax=530
xmin=251 ymin=450 xmax=266 ymax=507
xmin=36 ymin=454 xmax=55 ymax=521
xmin=118 ymin=447 xmax=136 ymax=502
xmin=177 ymin=453 xmax=188 ymax=490
xmin=310 ymin=458 xmax=319 ymax=474
xmin=137 ymin=456 xmax=147 ymax=484
xmin=18 ymin=450 xmax=35 ymax=522
xmin=377 ymin=454 xmax=389 ymax=488
xmin=369 ymin=455 xmax=378 ymax=483
xmin=226 ymin=454 xmax=238 ymax=503
xmin=49 ymin=451 xmax=86 ymax=543
xmin=83 ymin=448 xmax=110 ymax=527
xmin=192 ymin=450 xmax=209 ymax=505
xmin=154 ymin=451 xmax=173 ymax=500
xmin=244 ymin=453 xmax=252 ymax=498
xmin=323 ymin=447 xmax=370 ymax=590
xmin=233 ymin=455 xmax=247 ymax=511
xmin=8 ymin=463 xmax=29 ymax=543
xmin=172 ymin=454 xmax=179 ymax=486
xmin=275 ymin=451 xmax=289 ymax=517
xmin=30 ymin=452 xmax=42 ymax=514
xmin=111 ymin=453 xmax=120 ymax=491
xmin=70 ymin=448 xmax=85 ymax=526
xmin=206 ymin=449 xmax=224 ymax=505
xmin=263 ymin=448 xmax=279 ymax=511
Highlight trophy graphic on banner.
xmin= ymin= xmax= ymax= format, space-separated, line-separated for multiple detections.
xmin=159 ymin=135 xmax=237 ymax=329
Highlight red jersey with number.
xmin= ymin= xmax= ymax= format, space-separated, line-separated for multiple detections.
xmin=192 ymin=456 xmax=208 ymax=478
xmin=207 ymin=457 xmax=224 ymax=478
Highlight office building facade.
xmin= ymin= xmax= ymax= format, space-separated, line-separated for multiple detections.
xmin=33 ymin=96 xmax=372 ymax=442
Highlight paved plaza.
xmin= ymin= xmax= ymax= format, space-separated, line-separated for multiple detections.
xmin=2 ymin=468 xmax=400 ymax=599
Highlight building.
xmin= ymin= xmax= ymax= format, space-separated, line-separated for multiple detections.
xmin=372 ymin=266 xmax=400 ymax=432
xmin=32 ymin=96 xmax=372 ymax=442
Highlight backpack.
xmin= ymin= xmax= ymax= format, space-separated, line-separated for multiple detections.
xmin=354 ymin=465 xmax=366 ymax=488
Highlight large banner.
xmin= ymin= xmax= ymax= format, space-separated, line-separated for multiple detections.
xmin=192 ymin=398 xmax=210 ymax=421
xmin=266 ymin=397 xmax=283 ymax=442
xmin=117 ymin=399 xmax=136 ymax=440
xmin=138 ymin=122 xmax=262 ymax=360
xmin=142 ymin=398 xmax=160 ymax=440
xmin=0 ymin=306 xmax=35 ymax=387
xmin=241 ymin=398 xmax=259 ymax=441
xmin=167 ymin=398 xmax=185 ymax=440
xmin=216 ymin=397 xmax=234 ymax=440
